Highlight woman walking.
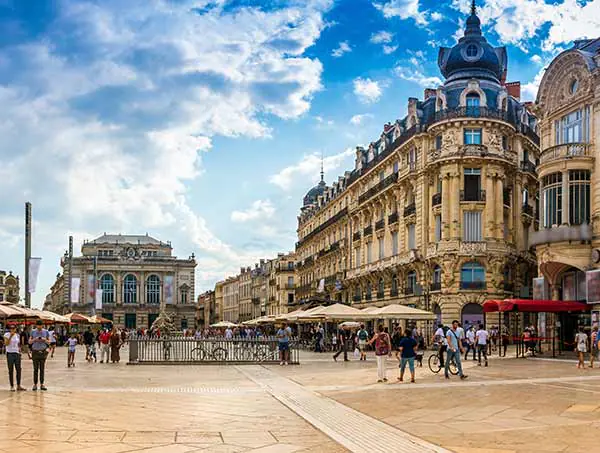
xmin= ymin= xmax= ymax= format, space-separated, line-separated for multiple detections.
xmin=368 ymin=324 xmax=391 ymax=383
xmin=4 ymin=324 xmax=26 ymax=391
xmin=575 ymin=327 xmax=587 ymax=369
xmin=67 ymin=332 xmax=78 ymax=367
xmin=109 ymin=327 xmax=122 ymax=363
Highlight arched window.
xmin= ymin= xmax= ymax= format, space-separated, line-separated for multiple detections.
xmin=366 ymin=282 xmax=372 ymax=300
xmin=406 ymin=271 xmax=417 ymax=295
xmin=391 ymin=274 xmax=399 ymax=297
xmin=100 ymin=274 xmax=114 ymax=304
xmin=460 ymin=262 xmax=486 ymax=290
xmin=466 ymin=93 xmax=480 ymax=116
xmin=123 ymin=274 xmax=137 ymax=304
xmin=146 ymin=275 xmax=160 ymax=305
xmin=377 ymin=278 xmax=385 ymax=298
xmin=180 ymin=285 xmax=189 ymax=305
xmin=432 ymin=265 xmax=442 ymax=291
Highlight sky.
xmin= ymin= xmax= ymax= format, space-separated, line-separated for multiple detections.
xmin=1 ymin=0 xmax=599 ymax=308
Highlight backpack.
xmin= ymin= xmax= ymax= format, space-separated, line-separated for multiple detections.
xmin=358 ymin=329 xmax=368 ymax=341
xmin=375 ymin=333 xmax=390 ymax=356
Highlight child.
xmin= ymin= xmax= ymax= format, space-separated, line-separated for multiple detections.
xmin=88 ymin=341 xmax=97 ymax=363
xmin=67 ymin=333 xmax=78 ymax=368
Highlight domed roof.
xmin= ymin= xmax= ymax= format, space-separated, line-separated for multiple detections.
xmin=303 ymin=179 xmax=327 ymax=206
xmin=438 ymin=4 xmax=506 ymax=83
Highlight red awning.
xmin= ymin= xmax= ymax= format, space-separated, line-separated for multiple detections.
xmin=483 ymin=299 xmax=590 ymax=313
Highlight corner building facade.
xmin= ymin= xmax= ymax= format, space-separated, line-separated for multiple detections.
xmin=533 ymin=39 xmax=600 ymax=315
xmin=296 ymin=8 xmax=539 ymax=326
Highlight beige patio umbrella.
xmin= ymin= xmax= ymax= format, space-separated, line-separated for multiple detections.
xmin=275 ymin=308 xmax=306 ymax=321
xmin=210 ymin=321 xmax=238 ymax=328
xmin=359 ymin=304 xmax=437 ymax=321
xmin=301 ymin=303 xmax=364 ymax=321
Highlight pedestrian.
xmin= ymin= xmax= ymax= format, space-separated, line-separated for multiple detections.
xmin=29 ymin=320 xmax=50 ymax=391
xmin=4 ymin=324 xmax=26 ymax=392
xmin=277 ymin=322 xmax=292 ymax=365
xmin=83 ymin=327 xmax=94 ymax=361
xmin=433 ymin=323 xmax=447 ymax=367
xmin=464 ymin=326 xmax=476 ymax=361
xmin=48 ymin=326 xmax=57 ymax=358
xmin=445 ymin=320 xmax=468 ymax=380
xmin=590 ymin=326 xmax=598 ymax=369
xmin=501 ymin=324 xmax=509 ymax=356
xmin=476 ymin=323 xmax=489 ymax=367
xmin=99 ymin=329 xmax=110 ymax=363
xmin=67 ymin=332 xmax=78 ymax=367
xmin=225 ymin=326 xmax=233 ymax=340
xmin=109 ymin=327 xmax=121 ymax=363
xmin=368 ymin=324 xmax=391 ymax=383
xmin=575 ymin=327 xmax=587 ymax=369
xmin=357 ymin=324 xmax=369 ymax=361
xmin=391 ymin=324 xmax=403 ymax=362
xmin=398 ymin=329 xmax=418 ymax=383
xmin=333 ymin=326 xmax=350 ymax=362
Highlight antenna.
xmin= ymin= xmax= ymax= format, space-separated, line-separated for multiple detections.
xmin=320 ymin=152 xmax=324 ymax=183
xmin=471 ymin=0 xmax=476 ymax=15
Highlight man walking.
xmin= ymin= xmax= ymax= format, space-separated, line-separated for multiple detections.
xmin=277 ymin=322 xmax=292 ymax=365
xmin=476 ymin=323 xmax=489 ymax=367
xmin=99 ymin=329 xmax=111 ymax=363
xmin=464 ymin=326 xmax=476 ymax=361
xmin=333 ymin=325 xmax=349 ymax=362
xmin=83 ymin=327 xmax=94 ymax=361
xmin=590 ymin=326 xmax=598 ymax=368
xmin=445 ymin=320 xmax=468 ymax=380
xmin=29 ymin=320 xmax=50 ymax=391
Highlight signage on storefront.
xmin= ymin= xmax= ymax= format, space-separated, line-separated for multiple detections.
xmin=585 ymin=269 xmax=600 ymax=304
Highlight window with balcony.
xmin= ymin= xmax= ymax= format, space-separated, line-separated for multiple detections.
xmin=432 ymin=265 xmax=442 ymax=291
xmin=460 ymin=262 xmax=486 ymax=290
xmin=407 ymin=224 xmax=415 ymax=250
xmin=393 ymin=160 xmax=399 ymax=173
xmin=379 ymin=170 xmax=385 ymax=182
xmin=392 ymin=231 xmax=399 ymax=255
xmin=435 ymin=215 xmax=442 ymax=242
xmin=367 ymin=241 xmax=372 ymax=263
xmin=464 ymin=128 xmax=482 ymax=145
xmin=287 ymin=276 xmax=294 ymax=287
xmin=406 ymin=271 xmax=417 ymax=295
xmin=463 ymin=168 xmax=481 ymax=201
xmin=353 ymin=286 xmax=361 ymax=302
xmin=463 ymin=211 xmax=482 ymax=242
xmin=569 ymin=170 xmax=590 ymax=225
xmin=391 ymin=274 xmax=398 ymax=296
xmin=466 ymin=94 xmax=480 ymax=116
xmin=408 ymin=148 xmax=417 ymax=170
xmin=542 ymin=173 xmax=562 ymax=228
xmin=378 ymin=236 xmax=385 ymax=260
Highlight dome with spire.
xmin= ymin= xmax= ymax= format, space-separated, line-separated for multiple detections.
xmin=303 ymin=162 xmax=327 ymax=207
xmin=438 ymin=1 xmax=507 ymax=84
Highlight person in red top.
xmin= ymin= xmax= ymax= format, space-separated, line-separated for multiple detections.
xmin=99 ymin=329 xmax=111 ymax=364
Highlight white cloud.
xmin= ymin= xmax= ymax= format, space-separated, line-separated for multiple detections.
xmin=331 ymin=40 xmax=352 ymax=57
xmin=430 ymin=11 xmax=443 ymax=21
xmin=231 ymin=200 xmax=276 ymax=223
xmin=270 ymin=148 xmax=355 ymax=191
xmin=370 ymin=31 xmax=394 ymax=44
xmin=373 ymin=0 xmax=428 ymax=25
xmin=350 ymin=113 xmax=374 ymax=126
xmin=0 ymin=0 xmax=333 ymax=304
xmin=353 ymin=77 xmax=383 ymax=104
xmin=383 ymin=44 xmax=399 ymax=54
xmin=395 ymin=68 xmax=443 ymax=87
xmin=530 ymin=54 xmax=543 ymax=65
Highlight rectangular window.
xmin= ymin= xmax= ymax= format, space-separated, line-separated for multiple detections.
xmin=393 ymin=160 xmax=399 ymax=173
xmin=463 ymin=168 xmax=481 ymax=201
xmin=561 ymin=109 xmax=583 ymax=144
xmin=392 ymin=231 xmax=399 ymax=255
xmin=407 ymin=224 xmax=416 ymax=250
xmin=463 ymin=211 xmax=482 ymax=242
xmin=464 ymin=128 xmax=482 ymax=145
xmin=435 ymin=215 xmax=442 ymax=242
xmin=287 ymin=276 xmax=294 ymax=286
xmin=379 ymin=170 xmax=385 ymax=182
xmin=542 ymin=173 xmax=563 ymax=227
xmin=569 ymin=170 xmax=591 ymax=225
xmin=355 ymin=248 xmax=361 ymax=267
xmin=502 ymin=136 xmax=508 ymax=150
xmin=378 ymin=237 xmax=384 ymax=260
xmin=435 ymin=135 xmax=442 ymax=150
xmin=408 ymin=148 xmax=417 ymax=170
xmin=367 ymin=242 xmax=372 ymax=263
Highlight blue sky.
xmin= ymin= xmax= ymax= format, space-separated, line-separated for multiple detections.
xmin=1 ymin=0 xmax=599 ymax=307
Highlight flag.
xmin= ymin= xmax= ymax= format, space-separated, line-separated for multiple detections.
xmin=164 ymin=275 xmax=174 ymax=304
xmin=28 ymin=257 xmax=42 ymax=293
xmin=95 ymin=289 xmax=103 ymax=310
xmin=71 ymin=277 xmax=81 ymax=303
xmin=317 ymin=278 xmax=325 ymax=293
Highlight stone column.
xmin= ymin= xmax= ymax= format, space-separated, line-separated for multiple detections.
xmin=561 ymin=170 xmax=569 ymax=225
xmin=451 ymin=172 xmax=461 ymax=239
xmin=116 ymin=272 xmax=122 ymax=305
xmin=442 ymin=174 xmax=450 ymax=240
xmin=496 ymin=177 xmax=504 ymax=240
xmin=485 ymin=170 xmax=495 ymax=241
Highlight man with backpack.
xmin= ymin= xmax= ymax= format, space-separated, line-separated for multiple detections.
xmin=357 ymin=324 xmax=369 ymax=361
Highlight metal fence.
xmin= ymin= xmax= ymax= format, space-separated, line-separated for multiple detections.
xmin=128 ymin=336 xmax=299 ymax=365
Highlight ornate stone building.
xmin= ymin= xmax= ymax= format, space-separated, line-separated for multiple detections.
xmin=0 ymin=270 xmax=19 ymax=304
xmin=222 ymin=275 xmax=240 ymax=323
xmin=296 ymin=6 xmax=539 ymax=325
xmin=48 ymin=234 xmax=197 ymax=330
xmin=533 ymin=39 xmax=600 ymax=316
xmin=266 ymin=252 xmax=296 ymax=316
xmin=196 ymin=290 xmax=216 ymax=328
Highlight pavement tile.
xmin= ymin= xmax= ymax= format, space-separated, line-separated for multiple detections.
xmin=123 ymin=431 xmax=177 ymax=443
xmin=249 ymin=443 xmax=304 ymax=453
xmin=69 ymin=430 xmax=125 ymax=443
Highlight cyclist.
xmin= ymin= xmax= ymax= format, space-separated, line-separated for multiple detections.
xmin=433 ymin=323 xmax=447 ymax=367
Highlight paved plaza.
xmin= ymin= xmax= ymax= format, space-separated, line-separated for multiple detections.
xmin=1 ymin=347 xmax=599 ymax=453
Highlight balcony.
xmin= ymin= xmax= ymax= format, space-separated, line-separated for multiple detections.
xmin=461 ymin=144 xmax=488 ymax=157
xmin=404 ymin=287 xmax=415 ymax=296
xmin=284 ymin=283 xmax=295 ymax=290
xmin=375 ymin=219 xmax=385 ymax=231
xmin=365 ymin=293 xmax=372 ymax=301
xmin=460 ymin=281 xmax=487 ymax=290
xmin=358 ymin=172 xmax=398 ymax=205
xmin=431 ymin=106 xmax=510 ymax=125
xmin=520 ymin=160 xmax=536 ymax=174
xmin=403 ymin=203 xmax=416 ymax=217
xmin=540 ymin=143 xmax=592 ymax=165
xmin=377 ymin=291 xmax=385 ymax=299
xmin=520 ymin=123 xmax=540 ymax=146
xmin=388 ymin=212 xmax=399 ymax=224
xmin=432 ymin=193 xmax=441 ymax=207
xmin=296 ymin=207 xmax=349 ymax=249
xmin=531 ymin=223 xmax=592 ymax=247
xmin=364 ymin=225 xmax=373 ymax=237
xmin=318 ymin=240 xmax=340 ymax=258
xmin=430 ymin=281 xmax=441 ymax=292
xmin=353 ymin=295 xmax=362 ymax=303
xmin=460 ymin=190 xmax=486 ymax=202
xmin=251 ymin=297 xmax=260 ymax=305
xmin=390 ymin=288 xmax=399 ymax=297
xmin=521 ymin=204 xmax=534 ymax=217
xmin=353 ymin=231 xmax=361 ymax=242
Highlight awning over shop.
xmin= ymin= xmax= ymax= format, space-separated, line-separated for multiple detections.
xmin=483 ymin=299 xmax=590 ymax=313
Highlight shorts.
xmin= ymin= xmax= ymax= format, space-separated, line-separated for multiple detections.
xmin=358 ymin=340 xmax=367 ymax=352
xmin=278 ymin=343 xmax=289 ymax=352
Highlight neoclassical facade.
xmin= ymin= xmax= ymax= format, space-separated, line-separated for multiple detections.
xmin=266 ymin=252 xmax=296 ymax=316
xmin=47 ymin=234 xmax=197 ymax=330
xmin=296 ymin=7 xmax=539 ymax=325
xmin=533 ymin=38 xmax=600 ymax=314
xmin=0 ymin=270 xmax=19 ymax=304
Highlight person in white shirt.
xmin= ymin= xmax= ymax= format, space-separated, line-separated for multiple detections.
xmin=4 ymin=324 xmax=26 ymax=391
xmin=225 ymin=327 xmax=233 ymax=340
xmin=48 ymin=327 xmax=57 ymax=358
xmin=575 ymin=327 xmax=588 ymax=369
xmin=433 ymin=323 xmax=448 ymax=367
xmin=476 ymin=324 xmax=489 ymax=367
xmin=464 ymin=327 xmax=476 ymax=361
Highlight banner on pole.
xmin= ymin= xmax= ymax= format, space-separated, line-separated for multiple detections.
xmin=164 ymin=275 xmax=174 ymax=304
xmin=71 ymin=277 xmax=81 ymax=303
xmin=87 ymin=274 xmax=95 ymax=304
xmin=28 ymin=257 xmax=42 ymax=293
xmin=317 ymin=278 xmax=325 ymax=293
xmin=95 ymin=289 xmax=103 ymax=310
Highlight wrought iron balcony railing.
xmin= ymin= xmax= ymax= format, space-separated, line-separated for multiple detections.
xmin=358 ymin=172 xmax=399 ymax=204
xmin=432 ymin=193 xmax=441 ymax=207
xmin=375 ymin=219 xmax=385 ymax=231
xmin=403 ymin=203 xmax=416 ymax=217
xmin=460 ymin=190 xmax=486 ymax=202
xmin=388 ymin=212 xmax=399 ymax=224
xmin=364 ymin=225 xmax=373 ymax=236
xmin=520 ymin=160 xmax=536 ymax=174
xmin=459 ymin=281 xmax=487 ymax=290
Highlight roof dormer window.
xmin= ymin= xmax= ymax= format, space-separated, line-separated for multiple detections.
xmin=466 ymin=44 xmax=478 ymax=57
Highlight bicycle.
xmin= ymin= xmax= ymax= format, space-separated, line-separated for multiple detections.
xmin=191 ymin=341 xmax=229 ymax=361
xmin=428 ymin=352 xmax=459 ymax=375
